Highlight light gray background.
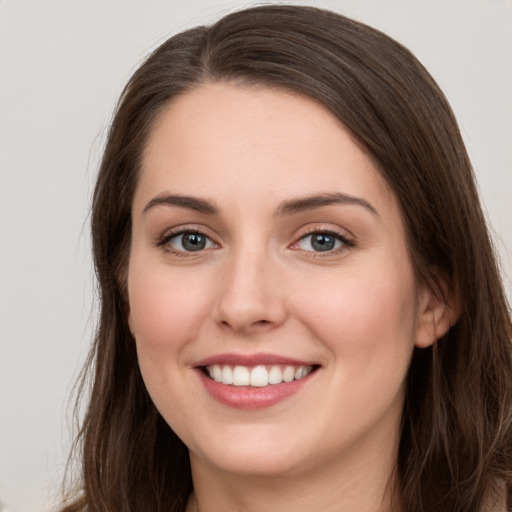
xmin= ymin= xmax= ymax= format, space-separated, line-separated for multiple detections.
xmin=1 ymin=1 xmax=511 ymax=511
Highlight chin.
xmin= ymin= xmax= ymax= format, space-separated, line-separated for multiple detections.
xmin=188 ymin=424 xmax=315 ymax=478
xmin=196 ymin=448 xmax=306 ymax=478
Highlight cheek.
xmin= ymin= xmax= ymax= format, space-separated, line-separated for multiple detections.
xmin=127 ymin=261 xmax=211 ymax=359
xmin=127 ymin=261 xmax=214 ymax=421
xmin=293 ymin=257 xmax=418 ymax=366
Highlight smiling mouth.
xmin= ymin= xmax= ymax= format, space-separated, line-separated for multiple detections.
xmin=203 ymin=364 xmax=318 ymax=387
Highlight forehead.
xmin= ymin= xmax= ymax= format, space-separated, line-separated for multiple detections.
xmin=136 ymin=82 xmax=396 ymax=217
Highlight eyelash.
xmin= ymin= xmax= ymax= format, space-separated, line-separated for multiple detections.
xmin=156 ymin=227 xmax=355 ymax=256
xmin=292 ymin=228 xmax=355 ymax=254
xmin=156 ymin=228 xmax=217 ymax=257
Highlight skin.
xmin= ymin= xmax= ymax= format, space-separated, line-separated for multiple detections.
xmin=127 ymin=83 xmax=452 ymax=512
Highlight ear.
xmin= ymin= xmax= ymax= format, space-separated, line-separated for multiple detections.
xmin=414 ymin=278 xmax=459 ymax=348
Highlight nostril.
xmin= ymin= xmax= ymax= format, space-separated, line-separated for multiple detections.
xmin=219 ymin=318 xmax=272 ymax=331
xmin=254 ymin=319 xmax=270 ymax=326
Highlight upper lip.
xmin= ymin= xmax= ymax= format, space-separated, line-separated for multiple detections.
xmin=192 ymin=353 xmax=319 ymax=368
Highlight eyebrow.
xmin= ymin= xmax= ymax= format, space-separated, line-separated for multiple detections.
xmin=274 ymin=192 xmax=378 ymax=216
xmin=143 ymin=194 xmax=219 ymax=215
xmin=142 ymin=191 xmax=378 ymax=217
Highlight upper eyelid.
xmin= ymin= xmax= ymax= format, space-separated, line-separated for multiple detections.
xmin=159 ymin=224 xmax=215 ymax=238
xmin=157 ymin=226 xmax=218 ymax=247
xmin=293 ymin=224 xmax=354 ymax=241
xmin=298 ymin=227 xmax=349 ymax=237
xmin=294 ymin=231 xmax=352 ymax=244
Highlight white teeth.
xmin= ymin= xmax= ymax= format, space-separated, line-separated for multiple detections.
xmin=250 ymin=365 xmax=269 ymax=387
xmin=232 ymin=365 xmax=250 ymax=386
xmin=268 ymin=365 xmax=283 ymax=385
xmin=212 ymin=365 xmax=222 ymax=382
xmin=295 ymin=366 xmax=308 ymax=379
xmin=282 ymin=366 xmax=295 ymax=383
xmin=221 ymin=365 xmax=233 ymax=385
xmin=206 ymin=364 xmax=314 ymax=387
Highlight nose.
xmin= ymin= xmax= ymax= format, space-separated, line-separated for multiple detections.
xmin=213 ymin=248 xmax=287 ymax=334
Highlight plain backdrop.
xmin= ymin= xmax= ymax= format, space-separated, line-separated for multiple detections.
xmin=0 ymin=1 xmax=511 ymax=511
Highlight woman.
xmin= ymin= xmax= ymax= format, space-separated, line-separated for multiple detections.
xmin=62 ymin=5 xmax=512 ymax=512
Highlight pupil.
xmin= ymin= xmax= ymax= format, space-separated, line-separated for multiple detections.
xmin=183 ymin=233 xmax=206 ymax=251
xmin=312 ymin=234 xmax=335 ymax=251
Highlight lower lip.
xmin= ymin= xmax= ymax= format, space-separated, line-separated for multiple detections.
xmin=197 ymin=370 xmax=315 ymax=409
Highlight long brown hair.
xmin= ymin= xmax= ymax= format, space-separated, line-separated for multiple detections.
xmin=63 ymin=5 xmax=512 ymax=511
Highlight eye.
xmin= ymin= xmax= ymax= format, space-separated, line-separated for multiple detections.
xmin=163 ymin=231 xmax=215 ymax=253
xmin=294 ymin=231 xmax=353 ymax=252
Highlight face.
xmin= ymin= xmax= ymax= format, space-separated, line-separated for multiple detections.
xmin=127 ymin=83 xmax=434 ymax=481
